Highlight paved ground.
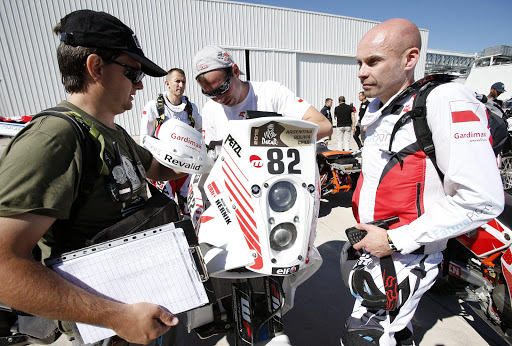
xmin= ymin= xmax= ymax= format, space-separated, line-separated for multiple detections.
xmin=0 ymin=132 xmax=508 ymax=345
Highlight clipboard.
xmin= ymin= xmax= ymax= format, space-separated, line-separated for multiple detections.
xmin=45 ymin=219 xmax=215 ymax=345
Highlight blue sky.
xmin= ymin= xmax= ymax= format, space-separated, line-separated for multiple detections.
xmin=230 ymin=0 xmax=511 ymax=54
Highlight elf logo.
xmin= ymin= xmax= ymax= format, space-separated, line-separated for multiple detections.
xmin=448 ymin=262 xmax=461 ymax=278
xmin=272 ymin=265 xmax=299 ymax=275
xmin=250 ymin=155 xmax=263 ymax=168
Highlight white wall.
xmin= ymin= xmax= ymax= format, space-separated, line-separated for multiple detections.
xmin=0 ymin=0 xmax=428 ymax=134
xmin=465 ymin=64 xmax=512 ymax=101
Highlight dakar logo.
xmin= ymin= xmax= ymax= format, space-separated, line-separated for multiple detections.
xmin=250 ymin=155 xmax=263 ymax=168
xmin=262 ymin=124 xmax=278 ymax=145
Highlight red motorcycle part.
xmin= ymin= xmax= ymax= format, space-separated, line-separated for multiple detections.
xmin=457 ymin=219 xmax=512 ymax=258
xmin=502 ymin=248 xmax=512 ymax=309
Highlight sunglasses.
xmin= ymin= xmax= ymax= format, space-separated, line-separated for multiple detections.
xmin=202 ymin=72 xmax=232 ymax=98
xmin=112 ymin=61 xmax=145 ymax=84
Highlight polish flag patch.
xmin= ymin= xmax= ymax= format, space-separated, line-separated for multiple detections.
xmin=452 ymin=111 xmax=479 ymax=123
xmin=207 ymin=180 xmax=222 ymax=198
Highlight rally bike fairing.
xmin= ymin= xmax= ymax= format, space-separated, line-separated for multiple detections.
xmin=185 ymin=117 xmax=323 ymax=340
xmin=188 ymin=117 xmax=322 ymax=279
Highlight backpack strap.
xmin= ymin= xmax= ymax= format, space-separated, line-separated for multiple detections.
xmin=155 ymin=94 xmax=196 ymax=129
xmin=380 ymin=75 xmax=456 ymax=181
xmin=155 ymin=94 xmax=166 ymax=128
xmin=184 ymin=96 xmax=195 ymax=128
xmin=410 ymin=82 xmax=446 ymax=181
xmin=30 ymin=108 xmax=102 ymax=254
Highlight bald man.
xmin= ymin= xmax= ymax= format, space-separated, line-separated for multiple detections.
xmin=341 ymin=19 xmax=504 ymax=345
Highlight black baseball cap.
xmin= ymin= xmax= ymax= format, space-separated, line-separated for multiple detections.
xmin=491 ymin=82 xmax=506 ymax=93
xmin=58 ymin=10 xmax=166 ymax=77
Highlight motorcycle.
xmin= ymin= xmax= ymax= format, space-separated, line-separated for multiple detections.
xmin=431 ymin=192 xmax=512 ymax=344
xmin=316 ymin=140 xmax=361 ymax=197
xmin=0 ymin=115 xmax=32 ymax=137
xmin=184 ymin=113 xmax=323 ymax=345
xmin=498 ymin=115 xmax=512 ymax=191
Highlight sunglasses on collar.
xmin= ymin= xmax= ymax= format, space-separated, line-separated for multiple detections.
xmin=112 ymin=61 xmax=145 ymax=84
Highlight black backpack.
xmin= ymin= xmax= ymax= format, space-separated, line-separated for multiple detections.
xmin=383 ymin=74 xmax=509 ymax=181
xmin=1 ymin=108 xmax=181 ymax=343
xmin=30 ymin=108 xmax=181 ymax=248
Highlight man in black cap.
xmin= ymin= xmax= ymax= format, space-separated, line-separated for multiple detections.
xmin=0 ymin=10 xmax=183 ymax=345
xmin=488 ymin=82 xmax=506 ymax=107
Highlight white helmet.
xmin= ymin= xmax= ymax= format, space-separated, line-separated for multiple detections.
xmin=142 ymin=119 xmax=214 ymax=174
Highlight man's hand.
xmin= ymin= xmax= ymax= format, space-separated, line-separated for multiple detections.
xmin=111 ymin=303 xmax=179 ymax=344
xmin=352 ymin=223 xmax=394 ymax=258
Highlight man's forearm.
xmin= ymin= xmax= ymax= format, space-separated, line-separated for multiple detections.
xmin=0 ymin=255 xmax=123 ymax=329
xmin=146 ymin=159 xmax=186 ymax=181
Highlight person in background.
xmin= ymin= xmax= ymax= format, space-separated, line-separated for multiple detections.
xmin=341 ymin=18 xmax=504 ymax=345
xmin=334 ymin=96 xmax=354 ymax=151
xmin=488 ymin=82 xmax=506 ymax=107
xmin=140 ymin=68 xmax=202 ymax=214
xmin=320 ymin=97 xmax=333 ymax=140
xmin=0 ymin=10 xmax=184 ymax=345
xmin=353 ymin=91 xmax=369 ymax=149
xmin=192 ymin=45 xmax=332 ymax=145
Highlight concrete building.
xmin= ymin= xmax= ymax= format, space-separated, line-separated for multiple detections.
xmin=0 ymin=0 xmax=428 ymax=135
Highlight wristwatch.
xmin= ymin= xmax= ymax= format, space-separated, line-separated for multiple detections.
xmin=387 ymin=234 xmax=399 ymax=252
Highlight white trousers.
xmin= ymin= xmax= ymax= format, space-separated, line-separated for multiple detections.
xmin=342 ymin=252 xmax=442 ymax=346
xmin=337 ymin=126 xmax=352 ymax=151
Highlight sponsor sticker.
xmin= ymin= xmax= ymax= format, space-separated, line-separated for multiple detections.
xmin=170 ymin=132 xmax=202 ymax=153
xmin=215 ymin=198 xmax=232 ymax=225
xmin=163 ymin=153 xmax=203 ymax=171
xmin=272 ymin=265 xmax=299 ymax=275
xmin=250 ymin=121 xmax=314 ymax=147
xmin=207 ymin=180 xmax=222 ymax=198
xmin=448 ymin=262 xmax=461 ymax=278
xmin=225 ymin=134 xmax=242 ymax=157
xmin=250 ymin=155 xmax=263 ymax=168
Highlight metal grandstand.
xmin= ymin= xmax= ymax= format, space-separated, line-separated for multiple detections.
xmin=425 ymin=45 xmax=512 ymax=78
xmin=425 ymin=49 xmax=475 ymax=77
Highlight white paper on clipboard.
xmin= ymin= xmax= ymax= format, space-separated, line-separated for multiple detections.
xmin=47 ymin=223 xmax=209 ymax=344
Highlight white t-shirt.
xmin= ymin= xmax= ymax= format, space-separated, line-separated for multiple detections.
xmin=140 ymin=94 xmax=202 ymax=143
xmin=202 ymin=81 xmax=311 ymax=144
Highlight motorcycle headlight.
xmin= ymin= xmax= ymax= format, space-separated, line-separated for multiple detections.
xmin=270 ymin=223 xmax=297 ymax=251
xmin=268 ymin=181 xmax=297 ymax=212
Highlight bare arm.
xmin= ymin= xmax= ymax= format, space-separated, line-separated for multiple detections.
xmin=0 ymin=213 xmax=178 ymax=344
xmin=146 ymin=158 xmax=187 ymax=181
xmin=302 ymin=106 xmax=333 ymax=139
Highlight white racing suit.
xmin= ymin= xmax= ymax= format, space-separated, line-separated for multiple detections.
xmin=342 ymin=82 xmax=504 ymax=345
xmin=140 ymin=95 xmax=202 ymax=212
